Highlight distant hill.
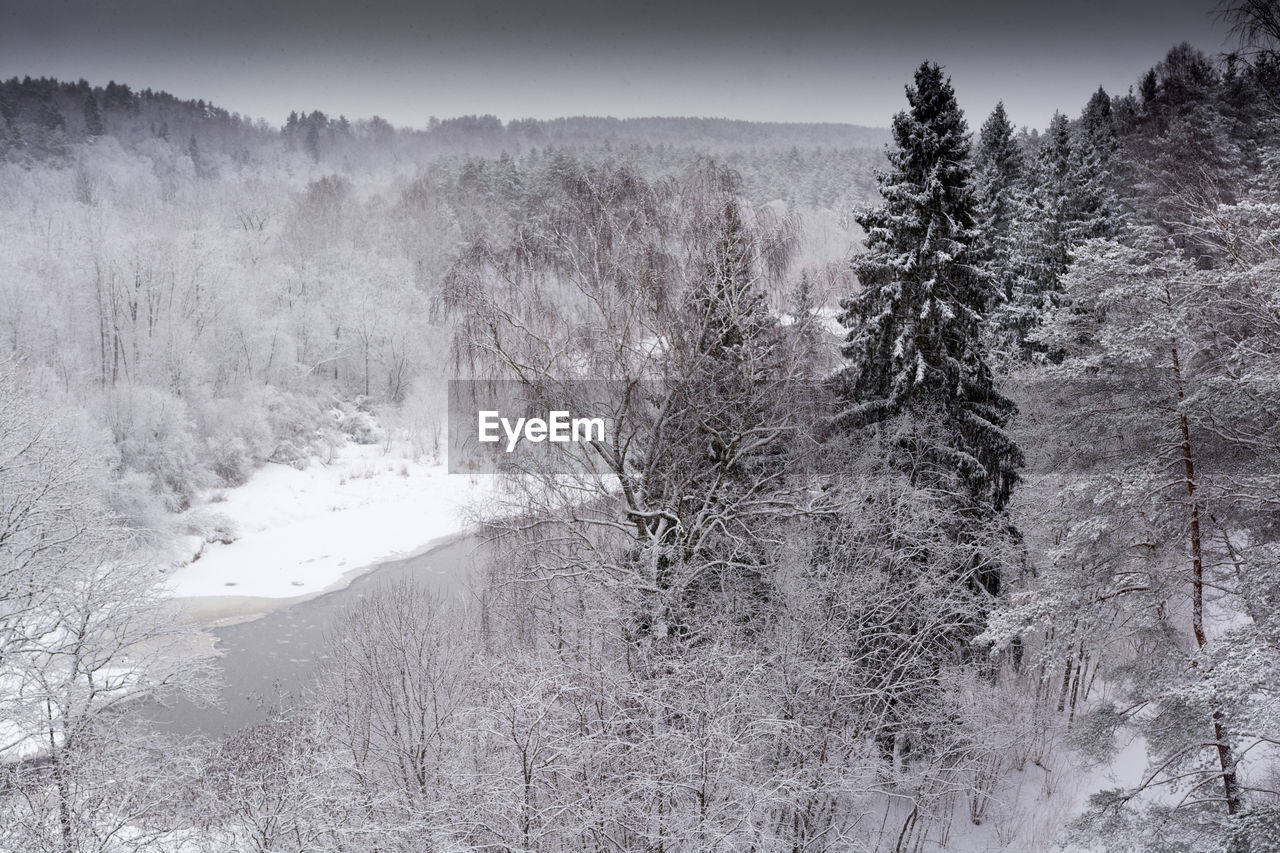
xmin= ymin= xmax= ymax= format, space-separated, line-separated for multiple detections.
xmin=0 ymin=76 xmax=889 ymax=166
xmin=454 ymin=115 xmax=890 ymax=150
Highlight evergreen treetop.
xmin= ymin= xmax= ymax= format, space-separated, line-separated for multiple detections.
xmin=838 ymin=61 xmax=1022 ymax=514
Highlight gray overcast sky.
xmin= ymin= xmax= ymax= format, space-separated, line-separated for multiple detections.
xmin=0 ymin=0 xmax=1232 ymax=130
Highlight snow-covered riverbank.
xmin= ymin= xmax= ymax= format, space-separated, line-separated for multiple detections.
xmin=165 ymin=438 xmax=497 ymax=603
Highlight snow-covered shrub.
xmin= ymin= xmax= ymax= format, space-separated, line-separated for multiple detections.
xmin=180 ymin=508 xmax=239 ymax=545
xmin=101 ymin=384 xmax=208 ymax=511
xmin=191 ymin=390 xmax=275 ymax=486
xmin=206 ymin=432 xmax=253 ymax=486
xmin=268 ymin=438 xmax=312 ymax=469
xmin=331 ymin=398 xmax=384 ymax=445
xmin=104 ymin=467 xmax=168 ymax=540
xmin=255 ymin=387 xmax=329 ymax=469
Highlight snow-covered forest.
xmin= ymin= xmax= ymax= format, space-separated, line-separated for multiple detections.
xmin=4 ymin=1 xmax=1280 ymax=850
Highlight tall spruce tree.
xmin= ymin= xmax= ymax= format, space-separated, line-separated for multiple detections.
xmin=1073 ymin=88 xmax=1124 ymax=239
xmin=974 ymin=101 xmax=1026 ymax=358
xmin=975 ymin=101 xmax=1024 ymax=267
xmin=838 ymin=61 xmax=1022 ymax=516
xmin=1079 ymin=86 xmax=1117 ymax=159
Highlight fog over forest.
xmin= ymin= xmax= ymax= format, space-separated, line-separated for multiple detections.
xmin=4 ymin=2 xmax=1280 ymax=852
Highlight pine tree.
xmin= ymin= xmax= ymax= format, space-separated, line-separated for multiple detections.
xmin=187 ymin=134 xmax=204 ymax=177
xmin=688 ymin=199 xmax=773 ymax=375
xmin=838 ymin=61 xmax=1022 ymax=516
xmin=305 ymin=123 xmax=321 ymax=163
xmin=998 ymin=107 xmax=1124 ymax=360
xmin=82 ymin=93 xmax=104 ymax=137
xmin=1073 ymin=87 xmax=1123 ymax=239
xmin=38 ymin=99 xmax=64 ymax=132
xmin=680 ymin=198 xmax=781 ymax=487
xmin=975 ymin=102 xmax=1024 ymax=251
xmin=1079 ymin=87 xmax=1116 ymax=156
xmin=973 ymin=101 xmax=1026 ymax=356
xmin=786 ymin=270 xmax=828 ymax=377
xmin=1139 ymin=67 xmax=1159 ymax=107
xmin=1012 ymin=113 xmax=1077 ymax=312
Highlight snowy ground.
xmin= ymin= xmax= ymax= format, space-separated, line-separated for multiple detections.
xmin=164 ymin=438 xmax=499 ymax=603
xmin=938 ymin=731 xmax=1151 ymax=852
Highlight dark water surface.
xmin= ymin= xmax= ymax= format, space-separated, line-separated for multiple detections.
xmin=139 ymin=536 xmax=480 ymax=736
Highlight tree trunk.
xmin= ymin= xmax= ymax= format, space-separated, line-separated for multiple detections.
xmin=1172 ymin=344 xmax=1243 ymax=817
xmin=48 ymin=711 xmax=73 ymax=853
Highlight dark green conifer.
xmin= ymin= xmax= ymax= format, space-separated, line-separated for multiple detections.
xmin=83 ymin=94 xmax=104 ymax=136
xmin=838 ymin=61 xmax=1022 ymax=515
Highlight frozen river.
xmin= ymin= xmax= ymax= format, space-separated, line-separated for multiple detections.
xmin=139 ymin=536 xmax=481 ymax=736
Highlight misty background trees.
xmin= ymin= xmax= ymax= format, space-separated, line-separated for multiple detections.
xmin=4 ymin=1 xmax=1280 ymax=849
